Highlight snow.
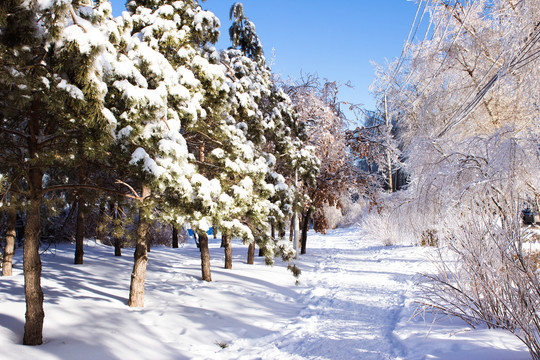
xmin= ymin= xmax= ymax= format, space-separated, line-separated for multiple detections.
xmin=177 ymin=66 xmax=200 ymax=88
xmin=193 ymin=10 xmax=219 ymax=32
xmin=101 ymin=108 xmax=117 ymax=127
xmin=57 ymin=79 xmax=84 ymax=100
xmin=36 ymin=0 xmax=69 ymax=10
xmin=130 ymin=147 xmax=165 ymax=177
xmin=0 ymin=227 xmax=529 ymax=359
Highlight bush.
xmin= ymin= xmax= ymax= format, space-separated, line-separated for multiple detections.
xmin=418 ymin=199 xmax=540 ymax=359
xmin=359 ymin=210 xmax=400 ymax=246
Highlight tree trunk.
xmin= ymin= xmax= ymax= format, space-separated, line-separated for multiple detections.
xmin=258 ymin=244 xmax=265 ymax=257
xmin=301 ymin=207 xmax=312 ymax=255
xmin=198 ymin=231 xmax=211 ymax=281
xmin=289 ymin=216 xmax=294 ymax=242
xmin=212 ymin=223 xmax=217 ymax=239
xmin=2 ymin=208 xmax=17 ymax=276
xmin=75 ymin=144 xmax=87 ymax=264
xmin=172 ymin=225 xmax=179 ymax=248
xmin=271 ymin=220 xmax=275 ymax=239
xmin=74 ymin=197 xmax=85 ymax=264
xmin=223 ymin=233 xmax=232 ymax=269
xmin=128 ymin=186 xmax=151 ymax=307
xmin=247 ymin=241 xmax=255 ymax=264
xmin=23 ymin=167 xmax=44 ymax=345
xmin=112 ymin=202 xmax=122 ymax=257
xmin=15 ymin=212 xmax=25 ymax=248
xmin=192 ymin=226 xmax=200 ymax=248
xmin=96 ymin=201 xmax=106 ymax=242
xmin=22 ymin=100 xmax=46 ymax=345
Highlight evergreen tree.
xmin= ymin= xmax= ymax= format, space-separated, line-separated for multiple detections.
xmin=224 ymin=3 xmax=319 ymax=263
xmin=0 ymin=0 xmax=115 ymax=345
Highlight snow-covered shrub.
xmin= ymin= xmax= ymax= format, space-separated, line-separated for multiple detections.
xmin=320 ymin=204 xmax=342 ymax=230
xmin=317 ymin=194 xmax=367 ymax=230
xmin=419 ymin=202 xmax=540 ymax=359
xmin=413 ymin=134 xmax=540 ymax=359
xmin=338 ymin=194 xmax=367 ymax=227
xmin=359 ymin=210 xmax=400 ymax=246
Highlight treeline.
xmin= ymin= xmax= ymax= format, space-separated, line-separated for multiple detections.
xmin=0 ymin=0 xmax=372 ymax=346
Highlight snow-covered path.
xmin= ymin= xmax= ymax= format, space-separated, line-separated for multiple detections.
xmin=0 ymin=227 xmax=531 ymax=360
xmin=228 ymin=228 xmax=431 ymax=360
xmin=224 ymin=228 xmax=529 ymax=360
xmin=287 ymin=231 xmax=415 ymax=359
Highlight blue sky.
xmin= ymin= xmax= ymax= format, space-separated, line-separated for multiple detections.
xmin=109 ymin=0 xmax=419 ymax=117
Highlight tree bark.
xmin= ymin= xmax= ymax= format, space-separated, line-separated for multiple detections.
xmin=74 ymin=197 xmax=85 ymax=264
xmin=247 ymin=241 xmax=255 ymax=265
xmin=172 ymin=225 xmax=179 ymax=248
xmin=96 ymin=201 xmax=106 ymax=242
xmin=23 ymin=168 xmax=44 ymax=345
xmin=23 ymin=102 xmax=45 ymax=346
xmin=301 ymin=207 xmax=312 ymax=255
xmin=2 ymin=208 xmax=17 ymax=276
xmin=75 ymin=143 xmax=87 ymax=264
xmin=128 ymin=186 xmax=151 ymax=307
xmin=111 ymin=202 xmax=122 ymax=257
xmin=289 ymin=216 xmax=294 ymax=242
xmin=223 ymin=233 xmax=232 ymax=269
xmin=198 ymin=231 xmax=211 ymax=281
xmin=192 ymin=226 xmax=200 ymax=248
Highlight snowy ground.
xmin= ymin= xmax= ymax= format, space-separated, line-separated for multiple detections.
xmin=0 ymin=227 xmax=531 ymax=359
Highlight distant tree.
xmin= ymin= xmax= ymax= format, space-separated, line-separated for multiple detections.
xmin=1 ymin=205 xmax=16 ymax=276
xmin=286 ymin=77 xmax=362 ymax=253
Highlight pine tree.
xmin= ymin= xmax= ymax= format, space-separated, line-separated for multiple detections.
xmin=0 ymin=0 xmax=115 ymax=345
xmin=222 ymin=2 xmax=319 ymax=263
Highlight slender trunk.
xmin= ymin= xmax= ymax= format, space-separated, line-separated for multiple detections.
xmin=258 ymin=244 xmax=265 ymax=257
xmin=199 ymin=231 xmax=211 ymax=281
xmin=146 ymin=237 xmax=151 ymax=253
xmin=247 ymin=241 xmax=255 ymax=265
xmin=289 ymin=216 xmax=294 ymax=242
xmin=15 ymin=213 xmax=24 ymax=248
xmin=96 ymin=201 xmax=106 ymax=242
xmin=172 ymin=225 xmax=179 ymax=248
xmin=2 ymin=208 xmax=17 ymax=276
xmin=23 ymin=102 xmax=44 ymax=346
xmin=301 ymin=207 xmax=312 ymax=255
xmin=223 ymin=233 xmax=232 ymax=269
xmin=192 ymin=226 xmax=200 ymax=248
xmin=212 ymin=223 xmax=217 ymax=239
xmin=128 ymin=186 xmax=150 ymax=307
xmin=112 ymin=202 xmax=122 ymax=257
xmin=271 ymin=220 xmax=275 ymax=240
xmin=75 ymin=144 xmax=86 ymax=264
xmin=74 ymin=197 xmax=85 ymax=264
xmin=23 ymin=168 xmax=44 ymax=345
xmin=384 ymin=94 xmax=393 ymax=192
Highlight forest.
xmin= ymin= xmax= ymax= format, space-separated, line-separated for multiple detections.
xmin=1 ymin=0 xmax=540 ymax=359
